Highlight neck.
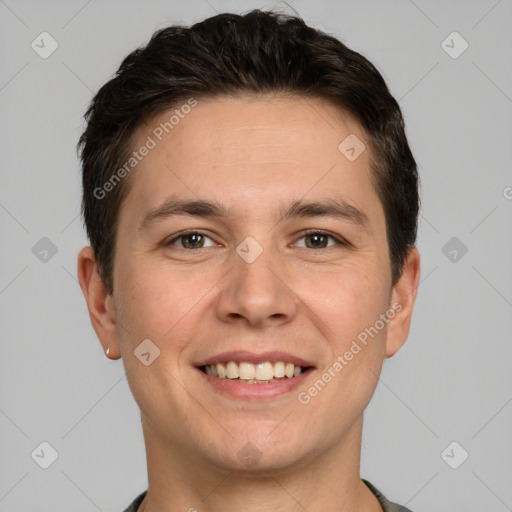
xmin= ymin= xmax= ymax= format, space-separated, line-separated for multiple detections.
xmin=137 ymin=414 xmax=382 ymax=512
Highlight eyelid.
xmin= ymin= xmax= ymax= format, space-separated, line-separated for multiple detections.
xmin=164 ymin=230 xmax=217 ymax=248
xmin=293 ymin=229 xmax=348 ymax=248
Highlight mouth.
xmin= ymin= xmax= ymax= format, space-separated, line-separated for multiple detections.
xmin=194 ymin=351 xmax=316 ymax=400
xmin=199 ymin=361 xmax=314 ymax=383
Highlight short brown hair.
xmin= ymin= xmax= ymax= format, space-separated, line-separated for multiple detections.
xmin=78 ymin=9 xmax=420 ymax=295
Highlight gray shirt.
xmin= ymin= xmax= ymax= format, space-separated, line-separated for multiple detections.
xmin=122 ymin=479 xmax=414 ymax=512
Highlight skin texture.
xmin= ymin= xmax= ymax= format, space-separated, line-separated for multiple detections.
xmin=78 ymin=94 xmax=420 ymax=512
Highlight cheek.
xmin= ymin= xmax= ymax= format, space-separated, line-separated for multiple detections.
xmin=299 ymin=268 xmax=389 ymax=424
xmin=114 ymin=255 xmax=218 ymax=347
xmin=296 ymin=259 xmax=389 ymax=346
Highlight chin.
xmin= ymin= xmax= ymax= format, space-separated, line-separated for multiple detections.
xmin=205 ymin=426 xmax=313 ymax=474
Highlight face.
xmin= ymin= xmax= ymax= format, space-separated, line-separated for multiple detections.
xmin=80 ymin=94 xmax=419 ymax=474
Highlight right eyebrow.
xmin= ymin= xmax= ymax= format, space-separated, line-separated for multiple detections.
xmin=138 ymin=198 xmax=228 ymax=232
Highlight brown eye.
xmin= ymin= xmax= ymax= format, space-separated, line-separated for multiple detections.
xmin=166 ymin=232 xmax=215 ymax=249
xmin=304 ymin=233 xmax=329 ymax=248
xmin=295 ymin=230 xmax=341 ymax=249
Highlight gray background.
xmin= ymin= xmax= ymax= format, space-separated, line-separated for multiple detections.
xmin=1 ymin=0 xmax=511 ymax=510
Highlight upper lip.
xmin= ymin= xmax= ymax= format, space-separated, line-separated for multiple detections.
xmin=195 ymin=350 xmax=316 ymax=368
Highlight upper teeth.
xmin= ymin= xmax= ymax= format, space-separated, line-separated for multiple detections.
xmin=204 ymin=361 xmax=303 ymax=380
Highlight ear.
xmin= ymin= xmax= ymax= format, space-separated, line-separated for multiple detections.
xmin=385 ymin=247 xmax=421 ymax=358
xmin=77 ymin=246 xmax=121 ymax=359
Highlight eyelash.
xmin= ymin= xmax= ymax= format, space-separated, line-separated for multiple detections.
xmin=164 ymin=229 xmax=347 ymax=250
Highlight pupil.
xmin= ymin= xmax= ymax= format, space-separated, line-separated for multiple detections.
xmin=307 ymin=234 xmax=326 ymax=248
xmin=184 ymin=234 xmax=202 ymax=248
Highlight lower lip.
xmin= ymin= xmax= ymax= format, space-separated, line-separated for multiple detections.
xmin=195 ymin=367 xmax=314 ymax=400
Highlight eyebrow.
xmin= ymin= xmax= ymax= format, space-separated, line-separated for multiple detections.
xmin=138 ymin=197 xmax=371 ymax=233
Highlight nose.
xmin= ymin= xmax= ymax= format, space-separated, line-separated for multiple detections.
xmin=214 ymin=243 xmax=298 ymax=328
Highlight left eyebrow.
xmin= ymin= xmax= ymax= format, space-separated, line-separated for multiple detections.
xmin=138 ymin=197 xmax=372 ymax=234
xmin=279 ymin=198 xmax=372 ymax=234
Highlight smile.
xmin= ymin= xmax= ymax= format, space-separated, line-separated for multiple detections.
xmin=201 ymin=361 xmax=311 ymax=383
xmin=201 ymin=361 xmax=314 ymax=384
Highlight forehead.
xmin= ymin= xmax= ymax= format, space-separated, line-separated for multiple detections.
xmin=119 ymin=94 xmax=384 ymax=231
xmin=151 ymin=94 xmax=357 ymax=164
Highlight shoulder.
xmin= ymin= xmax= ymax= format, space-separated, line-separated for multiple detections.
xmin=122 ymin=490 xmax=147 ymax=512
xmin=362 ymin=479 xmax=415 ymax=512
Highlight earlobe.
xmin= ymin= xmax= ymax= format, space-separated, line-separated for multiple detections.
xmin=385 ymin=247 xmax=421 ymax=358
xmin=77 ymin=246 xmax=122 ymax=359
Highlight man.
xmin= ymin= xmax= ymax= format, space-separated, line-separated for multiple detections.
xmin=77 ymin=9 xmax=421 ymax=512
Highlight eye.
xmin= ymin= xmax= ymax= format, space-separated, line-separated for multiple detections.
xmin=165 ymin=231 xmax=217 ymax=249
xmin=294 ymin=230 xmax=344 ymax=249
